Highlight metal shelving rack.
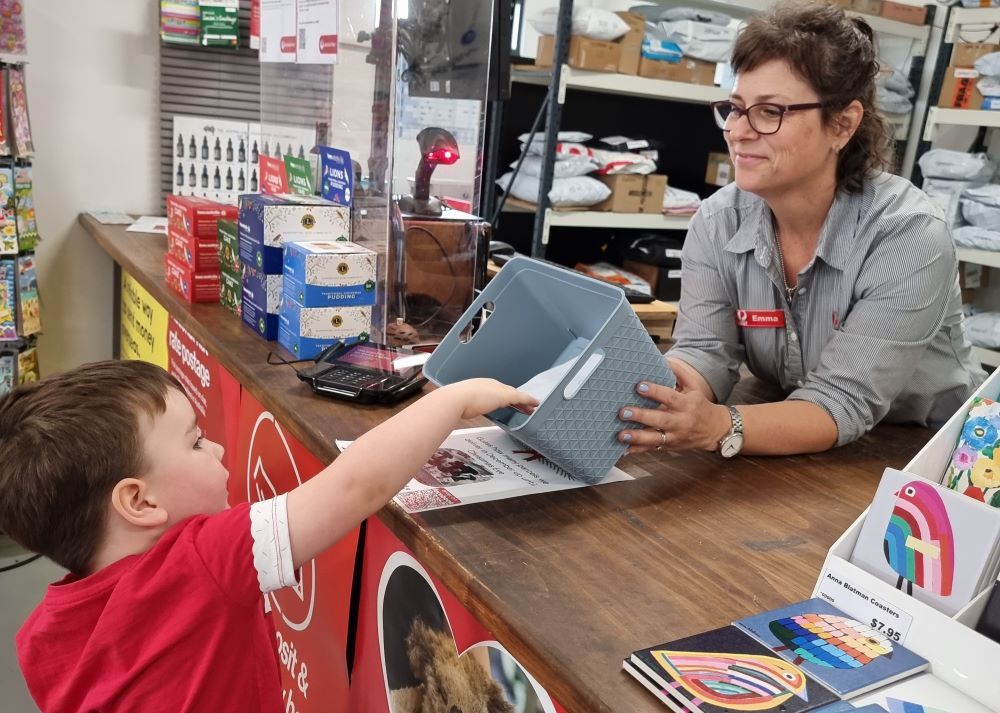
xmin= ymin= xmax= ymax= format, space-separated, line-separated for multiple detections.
xmin=502 ymin=0 xmax=933 ymax=258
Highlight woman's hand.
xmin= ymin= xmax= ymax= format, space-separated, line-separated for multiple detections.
xmin=618 ymin=381 xmax=732 ymax=453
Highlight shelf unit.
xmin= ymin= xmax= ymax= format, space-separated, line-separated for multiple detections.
xmin=511 ymin=65 xmax=729 ymax=106
xmin=503 ymin=0 xmax=933 ymax=256
xmin=973 ymin=346 xmax=1000 ymax=368
xmin=945 ymin=6 xmax=1000 ymax=44
xmin=502 ymin=199 xmax=691 ymax=234
xmin=923 ymin=107 xmax=1000 ymax=141
xmin=957 ymin=248 xmax=1000 ymax=270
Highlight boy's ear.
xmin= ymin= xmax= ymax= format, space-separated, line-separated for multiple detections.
xmin=110 ymin=478 xmax=169 ymax=528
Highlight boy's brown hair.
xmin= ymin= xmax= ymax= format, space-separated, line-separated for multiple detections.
xmin=0 ymin=359 xmax=183 ymax=575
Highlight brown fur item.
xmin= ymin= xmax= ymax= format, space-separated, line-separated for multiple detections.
xmin=389 ymin=618 xmax=514 ymax=713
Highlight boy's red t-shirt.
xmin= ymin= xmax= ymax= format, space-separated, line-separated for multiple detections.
xmin=16 ymin=502 xmax=293 ymax=713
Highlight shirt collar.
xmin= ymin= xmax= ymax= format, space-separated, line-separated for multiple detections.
xmin=722 ymin=188 xmax=861 ymax=271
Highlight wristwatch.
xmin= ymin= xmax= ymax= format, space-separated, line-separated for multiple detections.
xmin=718 ymin=406 xmax=744 ymax=458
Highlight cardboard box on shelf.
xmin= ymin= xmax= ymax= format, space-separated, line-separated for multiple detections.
xmin=536 ymin=34 xmax=620 ymax=73
xmin=953 ymin=43 xmax=1000 ymax=69
xmin=615 ymin=12 xmax=646 ymax=76
xmin=623 ymin=260 xmax=683 ymax=302
xmin=851 ymin=0 xmax=882 ymax=15
xmin=705 ymin=152 xmax=734 ymax=187
xmin=879 ymin=0 xmax=927 ymax=25
xmin=938 ymin=67 xmax=982 ymax=109
xmin=594 ymin=174 xmax=667 ymax=213
xmin=960 ymin=262 xmax=990 ymax=291
xmin=637 ymin=56 xmax=716 ymax=85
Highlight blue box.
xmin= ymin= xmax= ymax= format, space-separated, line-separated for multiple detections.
xmin=282 ymin=240 xmax=377 ymax=307
xmin=983 ymin=97 xmax=1000 ymax=111
xmin=238 ymin=193 xmax=351 ymax=274
xmin=241 ymin=264 xmax=280 ymax=340
xmin=277 ymin=323 xmax=357 ymax=360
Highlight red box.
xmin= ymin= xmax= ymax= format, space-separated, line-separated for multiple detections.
xmin=166 ymin=194 xmax=238 ymax=239
xmin=163 ymin=252 xmax=221 ymax=303
xmin=167 ymin=226 xmax=220 ymax=272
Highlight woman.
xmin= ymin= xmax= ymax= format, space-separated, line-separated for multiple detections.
xmin=619 ymin=1 xmax=984 ymax=456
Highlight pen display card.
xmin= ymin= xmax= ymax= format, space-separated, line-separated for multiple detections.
xmin=734 ymin=597 xmax=927 ymax=698
xmin=850 ymin=468 xmax=1000 ymax=616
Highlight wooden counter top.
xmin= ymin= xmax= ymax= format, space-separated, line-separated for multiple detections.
xmin=82 ymin=213 xmax=932 ymax=713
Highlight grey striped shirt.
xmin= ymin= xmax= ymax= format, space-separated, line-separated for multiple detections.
xmin=669 ymin=172 xmax=986 ymax=446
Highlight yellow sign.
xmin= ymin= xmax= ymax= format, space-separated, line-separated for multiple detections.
xmin=120 ymin=272 xmax=169 ymax=368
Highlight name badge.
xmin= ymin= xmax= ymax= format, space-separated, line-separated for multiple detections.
xmin=735 ymin=309 xmax=786 ymax=328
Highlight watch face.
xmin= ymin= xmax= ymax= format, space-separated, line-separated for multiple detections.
xmin=720 ymin=434 xmax=744 ymax=458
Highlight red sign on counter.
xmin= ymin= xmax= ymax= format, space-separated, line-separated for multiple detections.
xmin=236 ymin=390 xmax=359 ymax=712
xmin=349 ymin=518 xmax=567 ymax=713
xmin=166 ymin=317 xmax=239 ymax=473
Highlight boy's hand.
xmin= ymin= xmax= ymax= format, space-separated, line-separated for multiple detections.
xmin=444 ymin=378 xmax=539 ymax=420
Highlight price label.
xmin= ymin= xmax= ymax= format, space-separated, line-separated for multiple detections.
xmin=816 ymin=567 xmax=914 ymax=644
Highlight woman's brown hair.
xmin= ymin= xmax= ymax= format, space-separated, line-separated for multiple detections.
xmin=730 ymin=1 xmax=893 ymax=192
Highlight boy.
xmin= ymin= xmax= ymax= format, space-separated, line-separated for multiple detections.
xmin=0 ymin=359 xmax=536 ymax=712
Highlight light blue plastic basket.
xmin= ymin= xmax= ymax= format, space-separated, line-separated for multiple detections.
xmin=423 ymin=256 xmax=675 ymax=484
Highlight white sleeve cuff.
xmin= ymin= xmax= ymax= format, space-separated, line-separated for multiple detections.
xmin=249 ymin=494 xmax=298 ymax=593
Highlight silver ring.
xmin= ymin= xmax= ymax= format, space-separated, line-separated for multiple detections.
xmin=656 ymin=429 xmax=666 ymax=451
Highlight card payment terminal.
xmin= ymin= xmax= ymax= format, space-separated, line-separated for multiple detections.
xmin=296 ymin=342 xmax=429 ymax=404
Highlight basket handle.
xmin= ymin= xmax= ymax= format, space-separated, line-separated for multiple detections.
xmin=562 ymin=349 xmax=605 ymax=400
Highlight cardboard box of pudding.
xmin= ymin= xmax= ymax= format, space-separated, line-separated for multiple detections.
xmin=282 ymin=240 xmax=377 ymax=307
xmin=594 ymin=174 xmax=667 ymax=213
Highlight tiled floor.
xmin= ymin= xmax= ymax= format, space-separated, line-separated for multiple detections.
xmin=0 ymin=547 xmax=63 ymax=712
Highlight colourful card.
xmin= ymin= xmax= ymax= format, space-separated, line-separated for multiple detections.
xmin=16 ymin=345 xmax=37 ymax=384
xmin=945 ymin=397 xmax=1000 ymax=508
xmin=851 ymin=468 xmax=1000 ymax=617
xmin=0 ymin=350 xmax=13 ymax=395
xmin=7 ymin=66 xmax=33 ymax=158
xmin=627 ymin=625 xmax=838 ymax=712
xmin=0 ymin=257 xmax=14 ymax=339
xmin=734 ymin=597 xmax=927 ymax=698
xmin=14 ymin=165 xmax=37 ymax=251
xmin=16 ymin=253 xmax=39 ymax=335
xmin=0 ymin=166 xmax=14 ymax=255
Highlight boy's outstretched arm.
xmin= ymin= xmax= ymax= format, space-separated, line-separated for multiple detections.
xmin=285 ymin=379 xmax=538 ymax=568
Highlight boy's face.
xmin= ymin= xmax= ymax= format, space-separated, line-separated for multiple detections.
xmin=140 ymin=387 xmax=229 ymax=524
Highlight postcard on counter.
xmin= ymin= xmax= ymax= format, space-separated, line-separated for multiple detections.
xmin=626 ymin=625 xmax=838 ymax=712
xmin=734 ymin=597 xmax=927 ymax=698
xmin=336 ymin=426 xmax=631 ymax=513
xmin=87 ymin=210 xmax=135 ymax=225
xmin=126 ymin=216 xmax=168 ymax=234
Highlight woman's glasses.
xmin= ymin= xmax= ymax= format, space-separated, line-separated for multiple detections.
xmin=711 ymin=100 xmax=824 ymax=135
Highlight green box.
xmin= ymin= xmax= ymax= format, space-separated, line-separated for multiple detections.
xmin=217 ymin=219 xmax=240 ymax=275
xmin=221 ymin=270 xmax=242 ymax=316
